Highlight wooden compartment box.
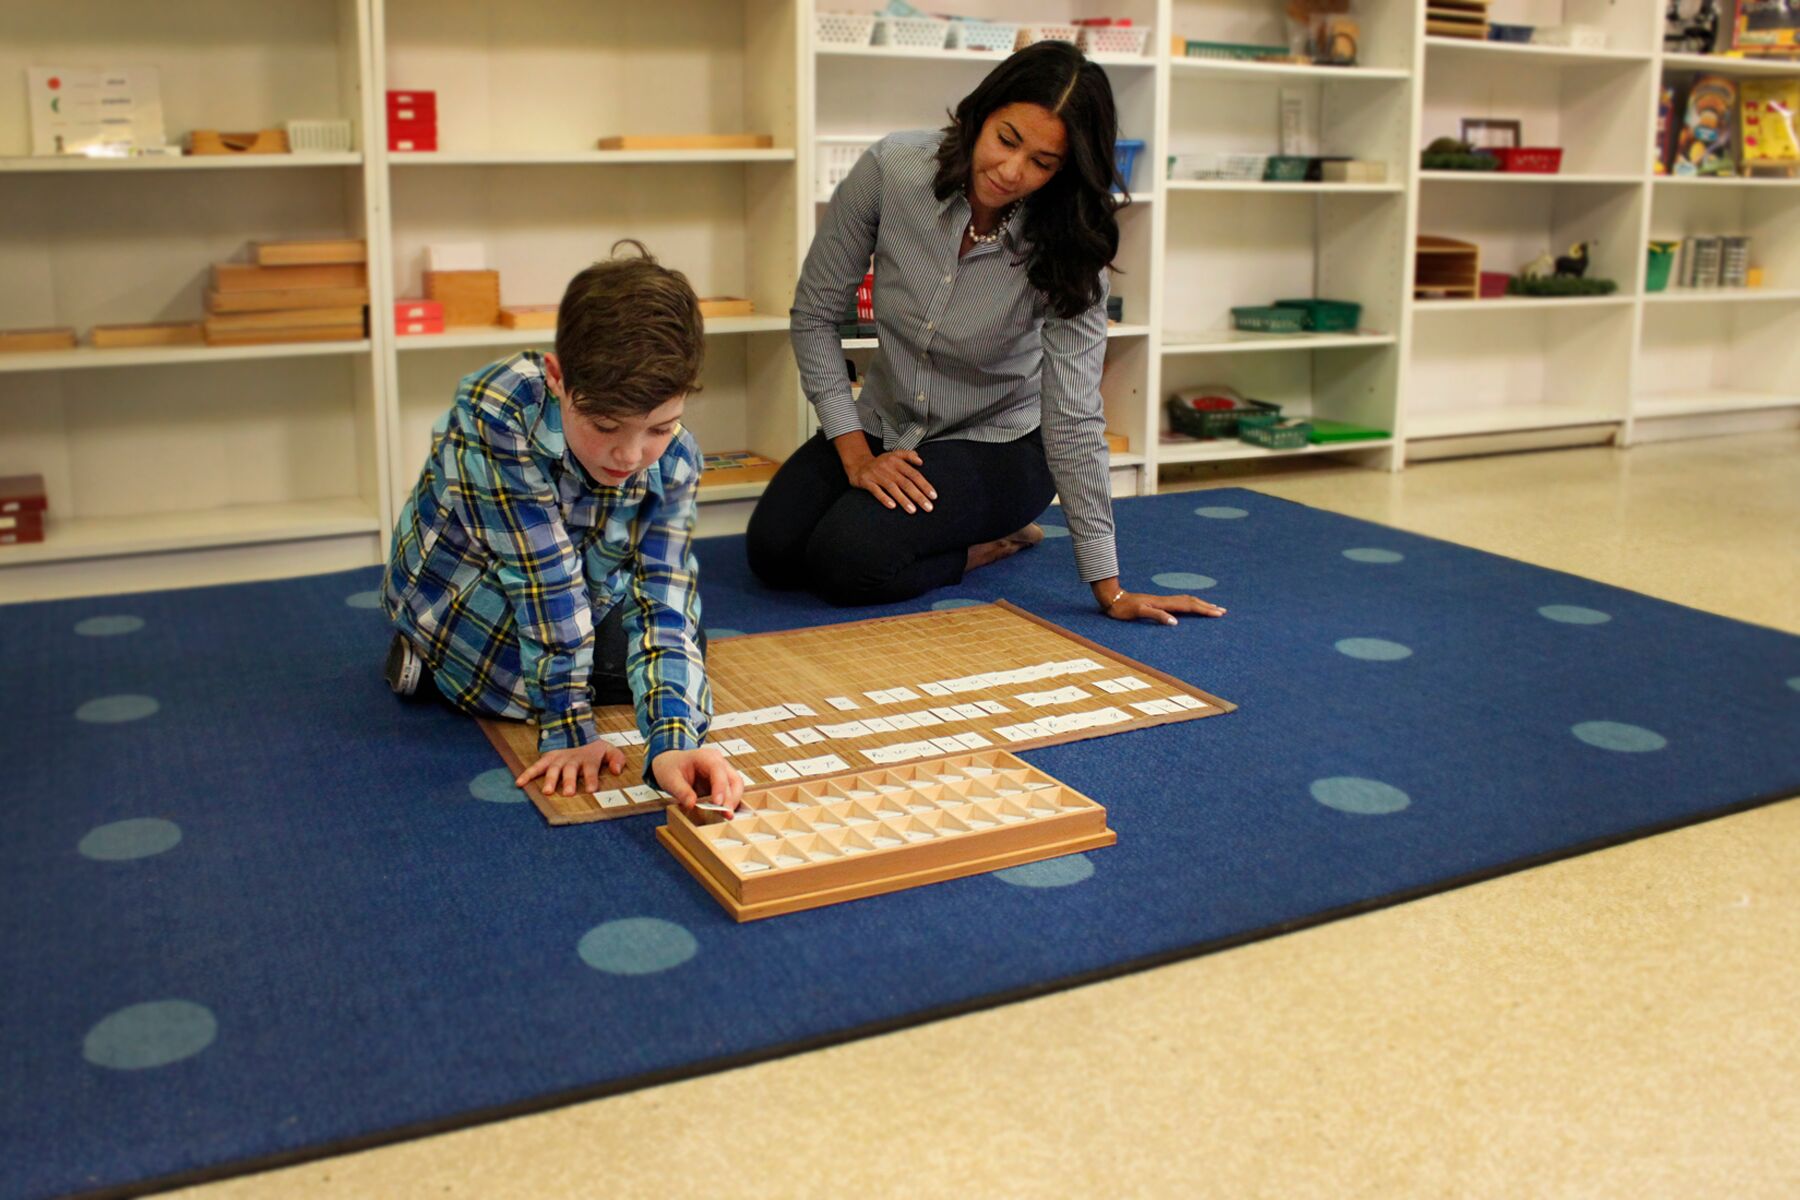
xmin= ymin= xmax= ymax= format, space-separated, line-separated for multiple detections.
xmin=1415 ymin=236 xmax=1481 ymax=300
xmin=659 ymin=749 xmax=1116 ymax=921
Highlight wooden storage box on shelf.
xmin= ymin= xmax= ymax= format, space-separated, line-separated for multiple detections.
xmin=208 ymin=286 xmax=370 ymax=313
xmin=0 ymin=328 xmax=77 ymax=354
xmin=698 ymin=297 xmax=756 ymax=318
xmin=596 ymin=134 xmax=773 ymax=151
xmin=90 ymin=323 xmax=205 ymax=349
xmin=498 ymin=304 xmax=556 ymax=330
xmin=252 ymin=239 xmax=368 ymax=267
xmin=1415 ymin=236 xmax=1481 ymax=300
xmin=187 ymin=129 xmax=290 ymax=155
xmin=214 ymin=263 xmax=369 ymax=293
xmin=424 ymin=270 xmax=502 ymax=327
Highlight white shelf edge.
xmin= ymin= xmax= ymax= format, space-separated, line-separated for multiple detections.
xmin=1156 ymin=437 xmax=1396 ymax=465
xmin=1405 ymin=405 xmax=1623 ymax=439
xmin=1109 ymin=452 xmax=1147 ymax=467
xmin=696 ymin=480 xmax=773 ymax=504
xmin=1418 ymin=170 xmax=1642 ymax=186
xmin=1653 ymin=174 xmax=1800 ymax=189
xmin=1162 ymin=331 xmax=1398 ymax=355
xmin=1632 ymin=390 xmax=1800 ymax=419
xmin=816 ymin=45 xmax=1153 ymax=69
xmin=398 ymin=318 xmax=789 ymax=352
xmin=1643 ymin=288 xmax=1800 ymax=304
xmin=1413 ymin=297 xmax=1634 ymax=313
xmin=1660 ymin=52 xmax=1800 ymax=76
xmin=1423 ymin=36 xmax=1652 ymax=66
xmin=0 ymin=339 xmax=372 ymax=374
xmin=389 ymin=149 xmax=797 ymax=166
xmin=839 ymin=324 xmax=1152 ymax=351
xmin=1167 ymin=180 xmax=1403 ymax=194
xmin=0 ymin=499 xmax=381 ymax=567
xmin=1170 ymin=58 xmax=1409 ymax=81
xmin=0 ymin=153 xmax=364 ymax=173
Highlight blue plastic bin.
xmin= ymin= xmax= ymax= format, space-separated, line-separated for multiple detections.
xmin=1114 ymin=138 xmax=1145 ymax=192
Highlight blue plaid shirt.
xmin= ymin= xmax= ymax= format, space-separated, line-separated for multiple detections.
xmin=383 ymin=351 xmax=710 ymax=776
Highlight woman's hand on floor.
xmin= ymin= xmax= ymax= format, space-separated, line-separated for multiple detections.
xmin=848 ymin=450 xmax=937 ymax=514
xmin=652 ymin=747 xmax=746 ymax=812
xmin=517 ymin=741 xmax=628 ymax=797
xmin=1094 ymin=579 xmax=1227 ymax=626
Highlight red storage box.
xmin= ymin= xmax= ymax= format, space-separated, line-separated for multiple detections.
xmin=397 ymin=316 xmax=446 ymax=336
xmin=0 ymin=474 xmax=47 ymax=515
xmin=389 ymin=131 xmax=437 ymax=152
xmin=386 ymin=91 xmax=437 ymax=121
xmin=394 ymin=299 xmax=444 ymax=323
xmin=1479 ymin=271 xmax=1511 ymax=299
xmin=1493 ymin=147 xmax=1563 ymax=173
xmin=0 ymin=510 xmax=45 ymax=545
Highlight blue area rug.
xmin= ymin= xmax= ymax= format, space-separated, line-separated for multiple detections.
xmin=3 ymin=487 xmax=1797 ymax=1199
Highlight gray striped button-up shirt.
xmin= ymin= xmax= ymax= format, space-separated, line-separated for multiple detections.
xmin=791 ymin=130 xmax=1119 ymax=583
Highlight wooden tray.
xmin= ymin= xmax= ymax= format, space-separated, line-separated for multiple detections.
xmin=658 ymin=749 xmax=1116 ymax=920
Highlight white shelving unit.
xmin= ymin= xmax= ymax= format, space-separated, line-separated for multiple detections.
xmin=2 ymin=0 xmax=1794 ymax=599
xmin=0 ymin=0 xmax=387 ymax=601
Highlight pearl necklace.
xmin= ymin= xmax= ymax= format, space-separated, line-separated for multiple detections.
xmin=967 ymin=198 xmax=1021 ymax=245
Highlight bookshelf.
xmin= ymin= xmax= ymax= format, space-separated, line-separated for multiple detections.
xmin=1 ymin=0 xmax=1794 ymax=599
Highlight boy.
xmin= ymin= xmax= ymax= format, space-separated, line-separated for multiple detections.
xmin=381 ymin=242 xmax=742 ymax=812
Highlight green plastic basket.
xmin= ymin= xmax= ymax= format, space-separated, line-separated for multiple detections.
xmin=1263 ymin=156 xmax=1311 ymax=181
xmin=1272 ymin=298 xmax=1363 ymax=332
xmin=1231 ymin=306 xmax=1308 ymax=334
xmin=1167 ymin=396 xmax=1280 ymax=439
xmin=1239 ymin=419 xmax=1313 ymax=450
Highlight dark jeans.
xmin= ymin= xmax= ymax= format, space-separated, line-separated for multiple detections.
xmin=409 ymin=602 xmax=706 ymax=709
xmin=746 ymin=429 xmax=1056 ymax=607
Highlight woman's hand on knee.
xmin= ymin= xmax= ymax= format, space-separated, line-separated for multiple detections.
xmin=516 ymin=741 xmax=628 ymax=797
xmin=848 ymin=450 xmax=936 ymax=514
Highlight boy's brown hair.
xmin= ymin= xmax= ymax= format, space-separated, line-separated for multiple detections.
xmin=555 ymin=240 xmax=704 ymax=419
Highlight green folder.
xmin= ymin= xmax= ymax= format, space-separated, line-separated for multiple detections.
xmin=1306 ymin=419 xmax=1390 ymax=444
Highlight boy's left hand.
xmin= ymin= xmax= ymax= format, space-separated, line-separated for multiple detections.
xmin=652 ymin=747 xmax=745 ymax=812
xmin=516 ymin=741 xmax=627 ymax=797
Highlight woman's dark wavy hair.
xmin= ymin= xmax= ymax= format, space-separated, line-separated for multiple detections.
xmin=934 ymin=40 xmax=1125 ymax=319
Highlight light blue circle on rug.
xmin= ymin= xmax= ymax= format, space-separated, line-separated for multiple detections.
xmin=1540 ymin=605 xmax=1611 ymax=625
xmin=1151 ymin=572 xmax=1217 ymax=590
xmin=468 ymin=768 xmax=529 ymax=804
xmin=344 ymin=590 xmax=383 ymax=610
xmin=1193 ymin=505 xmax=1248 ymax=520
xmin=1311 ymin=776 xmax=1412 ymax=815
xmin=1789 ymin=676 xmax=1800 ymax=693
xmin=707 ymin=628 xmax=746 ymax=638
xmin=578 ymin=918 xmax=698 ymax=975
xmin=1038 ymin=524 xmax=1069 ymax=539
xmin=931 ymin=598 xmax=983 ymax=611
xmin=1343 ymin=548 xmax=1404 ymax=564
xmin=74 ymin=615 xmax=145 ymax=637
xmin=83 ymin=1001 xmax=217 ymax=1070
xmin=1572 ymin=721 xmax=1667 ymax=753
xmin=1335 ymin=638 xmax=1413 ymax=661
xmin=75 ymin=695 xmax=159 ymax=724
xmin=79 ymin=818 xmax=182 ymax=861
xmin=995 ymin=853 xmax=1094 ymax=888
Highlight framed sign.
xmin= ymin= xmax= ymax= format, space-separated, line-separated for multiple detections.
xmin=1460 ymin=118 xmax=1522 ymax=150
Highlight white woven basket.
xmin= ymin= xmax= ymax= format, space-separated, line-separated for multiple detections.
xmin=873 ymin=15 xmax=951 ymax=49
xmin=1076 ymin=25 xmax=1153 ymax=56
xmin=815 ymin=12 xmax=877 ymax=47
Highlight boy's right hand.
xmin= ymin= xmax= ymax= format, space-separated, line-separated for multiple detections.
xmin=516 ymin=741 xmax=627 ymax=797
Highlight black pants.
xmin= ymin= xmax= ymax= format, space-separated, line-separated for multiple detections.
xmin=746 ymin=429 xmax=1056 ymax=606
xmin=411 ymin=603 xmax=706 ymax=709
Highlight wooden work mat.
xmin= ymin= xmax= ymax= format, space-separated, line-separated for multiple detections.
xmin=481 ymin=600 xmax=1236 ymax=825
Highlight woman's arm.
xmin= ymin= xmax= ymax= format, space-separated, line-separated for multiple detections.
xmin=792 ymin=145 xmax=883 ymax=447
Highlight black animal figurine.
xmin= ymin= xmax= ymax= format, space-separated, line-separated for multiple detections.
xmin=1665 ymin=0 xmax=1721 ymax=55
xmin=1554 ymin=242 xmax=1592 ymax=279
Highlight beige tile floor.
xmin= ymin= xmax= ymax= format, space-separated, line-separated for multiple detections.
xmin=178 ymin=432 xmax=1800 ymax=1200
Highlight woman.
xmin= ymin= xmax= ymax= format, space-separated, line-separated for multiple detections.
xmin=747 ymin=42 xmax=1224 ymax=627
